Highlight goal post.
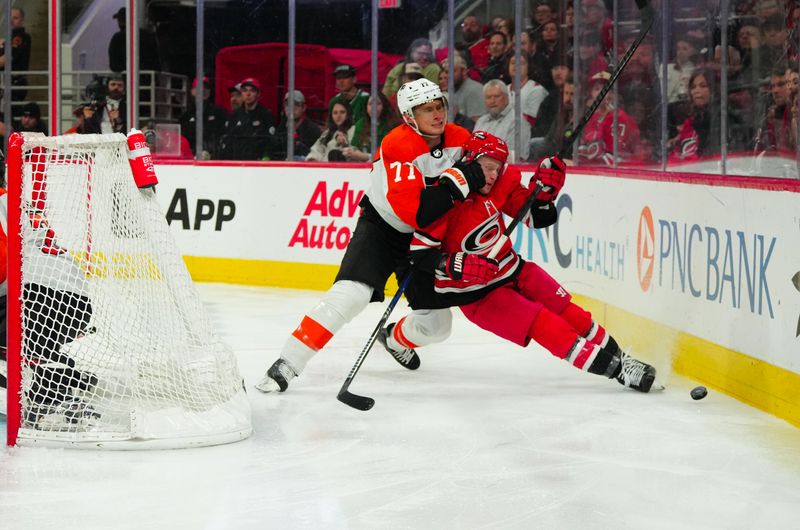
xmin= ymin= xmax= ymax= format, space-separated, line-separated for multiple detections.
xmin=5 ymin=132 xmax=253 ymax=449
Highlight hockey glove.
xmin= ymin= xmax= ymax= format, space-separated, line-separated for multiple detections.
xmin=439 ymin=159 xmax=486 ymax=201
xmin=438 ymin=252 xmax=499 ymax=284
xmin=532 ymin=156 xmax=566 ymax=202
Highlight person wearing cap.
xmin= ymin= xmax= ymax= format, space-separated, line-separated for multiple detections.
xmin=382 ymin=38 xmax=442 ymax=99
xmin=576 ymin=71 xmax=641 ymax=165
xmin=108 ymin=7 xmax=161 ymax=73
xmin=329 ymin=64 xmax=369 ymax=126
xmin=16 ymin=102 xmax=47 ymax=135
xmin=219 ymin=77 xmax=276 ymax=160
xmin=441 ymin=55 xmax=485 ymax=123
xmin=0 ymin=7 xmax=31 ymax=103
xmin=228 ymin=83 xmax=243 ymax=112
xmin=179 ymin=77 xmax=227 ymax=159
xmin=269 ymin=90 xmax=321 ymax=161
xmin=387 ymin=63 xmax=425 ymax=111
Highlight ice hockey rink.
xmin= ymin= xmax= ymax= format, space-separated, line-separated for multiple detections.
xmin=2 ymin=282 xmax=800 ymax=529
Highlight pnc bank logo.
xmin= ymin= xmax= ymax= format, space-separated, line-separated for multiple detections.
xmin=636 ymin=206 xmax=655 ymax=292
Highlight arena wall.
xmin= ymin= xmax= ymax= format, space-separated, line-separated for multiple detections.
xmin=154 ymin=161 xmax=800 ymax=427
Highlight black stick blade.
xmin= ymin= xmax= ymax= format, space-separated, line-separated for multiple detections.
xmin=337 ymin=390 xmax=375 ymax=411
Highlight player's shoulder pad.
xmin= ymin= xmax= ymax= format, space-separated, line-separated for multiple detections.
xmin=442 ymin=123 xmax=472 ymax=148
xmin=381 ymin=125 xmax=428 ymax=162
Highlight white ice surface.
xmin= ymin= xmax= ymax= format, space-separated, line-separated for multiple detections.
xmin=2 ymin=283 xmax=800 ymax=530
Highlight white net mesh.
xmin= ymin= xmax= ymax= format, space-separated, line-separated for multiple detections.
xmin=13 ymin=133 xmax=252 ymax=448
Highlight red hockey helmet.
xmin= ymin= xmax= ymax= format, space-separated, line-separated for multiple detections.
xmin=462 ymin=131 xmax=510 ymax=166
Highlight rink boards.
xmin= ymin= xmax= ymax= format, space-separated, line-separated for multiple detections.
xmin=154 ymin=161 xmax=800 ymax=427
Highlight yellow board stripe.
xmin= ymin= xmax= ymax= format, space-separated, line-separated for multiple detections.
xmin=183 ymin=256 xmax=800 ymax=428
xmin=572 ymin=294 xmax=800 ymax=429
xmin=182 ymin=255 xmax=400 ymax=297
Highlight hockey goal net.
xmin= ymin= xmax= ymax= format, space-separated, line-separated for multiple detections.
xmin=5 ymin=132 xmax=252 ymax=449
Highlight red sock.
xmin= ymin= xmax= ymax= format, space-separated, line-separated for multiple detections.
xmin=558 ymin=303 xmax=608 ymax=347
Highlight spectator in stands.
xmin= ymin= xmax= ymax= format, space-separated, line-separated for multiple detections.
xmin=717 ymin=46 xmax=756 ymax=149
xmin=179 ymin=77 xmax=227 ymax=159
xmin=531 ymin=75 xmax=574 ymax=161
xmin=507 ymin=53 xmax=548 ymax=130
xmin=736 ymin=20 xmax=767 ymax=83
xmin=756 ymin=67 xmax=793 ymax=152
xmin=618 ymin=36 xmax=661 ymax=158
xmin=0 ymin=7 xmax=31 ymax=104
xmin=219 ymin=78 xmax=275 ymax=161
xmin=459 ymin=15 xmax=490 ymax=72
xmin=530 ymin=20 xmax=564 ymax=90
xmin=306 ymin=101 xmax=354 ymax=162
xmin=473 ymin=79 xmax=530 ymax=161
xmin=343 ymin=93 xmax=400 ymax=162
xmin=666 ymin=36 xmax=700 ymax=105
xmin=270 ymin=90 xmax=321 ymax=161
xmin=577 ymin=72 xmax=642 ymax=166
xmin=108 ymin=7 xmax=161 ymax=73
xmin=330 ymin=64 xmax=369 ymax=126
xmin=494 ymin=17 xmax=514 ymax=52
xmin=383 ymin=39 xmax=442 ymax=98
xmin=481 ymin=31 xmax=510 ymax=83
xmin=576 ymin=31 xmax=608 ymax=85
xmin=16 ymin=102 xmax=47 ymax=135
xmin=228 ymin=83 xmax=243 ymax=112
xmin=579 ymin=0 xmax=613 ymax=53
xmin=532 ymin=58 xmax=572 ymax=145
xmin=531 ymin=2 xmax=557 ymax=37
xmin=94 ymin=74 xmax=127 ymax=134
xmin=389 ymin=62 xmax=425 ymax=110
xmin=669 ymin=68 xmax=725 ymax=160
xmin=64 ymin=105 xmax=88 ymax=134
xmin=437 ymin=68 xmax=475 ymax=131
xmin=0 ymin=112 xmax=6 ymax=145
xmin=442 ymin=55 xmax=485 ymax=123
xmin=762 ymin=14 xmax=791 ymax=71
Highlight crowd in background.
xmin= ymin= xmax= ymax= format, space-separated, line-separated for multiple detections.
xmin=5 ymin=0 xmax=800 ymax=167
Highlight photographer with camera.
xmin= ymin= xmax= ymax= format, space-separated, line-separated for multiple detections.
xmin=80 ymin=75 xmax=127 ymax=135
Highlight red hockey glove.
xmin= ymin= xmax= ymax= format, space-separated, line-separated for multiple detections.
xmin=438 ymin=252 xmax=499 ymax=284
xmin=532 ymin=156 xmax=566 ymax=202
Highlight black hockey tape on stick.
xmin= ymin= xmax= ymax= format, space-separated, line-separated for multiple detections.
xmin=488 ymin=0 xmax=655 ymax=260
xmin=337 ymin=272 xmax=414 ymax=411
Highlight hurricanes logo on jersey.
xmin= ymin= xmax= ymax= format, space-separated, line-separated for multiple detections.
xmin=461 ymin=212 xmax=501 ymax=253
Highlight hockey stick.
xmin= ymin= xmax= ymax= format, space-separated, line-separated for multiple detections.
xmin=337 ymin=272 xmax=414 ymax=411
xmin=488 ymin=0 xmax=655 ymax=260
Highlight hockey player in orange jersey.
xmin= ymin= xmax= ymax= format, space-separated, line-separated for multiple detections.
xmin=384 ymin=131 xmax=658 ymax=392
xmin=256 ymin=79 xmax=489 ymax=393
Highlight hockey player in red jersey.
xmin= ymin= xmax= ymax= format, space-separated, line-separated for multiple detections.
xmin=384 ymin=131 xmax=657 ymax=392
xmin=256 ymin=79 xmax=487 ymax=393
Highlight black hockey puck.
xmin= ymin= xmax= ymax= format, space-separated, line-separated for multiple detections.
xmin=690 ymin=386 xmax=708 ymax=400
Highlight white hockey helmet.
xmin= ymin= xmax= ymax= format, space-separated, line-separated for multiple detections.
xmin=396 ymin=78 xmax=448 ymax=136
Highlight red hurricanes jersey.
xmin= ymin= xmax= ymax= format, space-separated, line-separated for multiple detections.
xmin=577 ymin=108 xmax=641 ymax=165
xmin=366 ymin=123 xmax=472 ymax=233
xmin=410 ymin=166 xmax=531 ymax=298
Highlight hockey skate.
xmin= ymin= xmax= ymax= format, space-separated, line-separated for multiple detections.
xmin=255 ymin=359 xmax=297 ymax=393
xmin=377 ymin=323 xmax=420 ymax=370
xmin=615 ymin=351 xmax=657 ymax=393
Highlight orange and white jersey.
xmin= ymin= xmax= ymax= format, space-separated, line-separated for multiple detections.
xmin=365 ymin=123 xmax=472 ymax=233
